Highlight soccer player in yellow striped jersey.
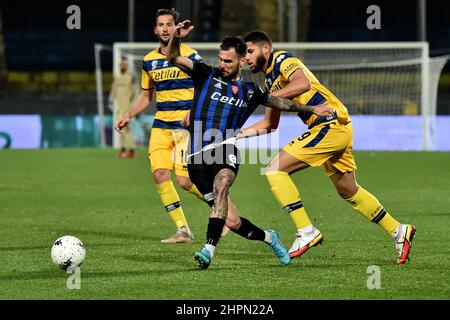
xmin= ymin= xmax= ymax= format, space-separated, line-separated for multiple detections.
xmin=242 ymin=30 xmax=416 ymax=265
xmin=116 ymin=8 xmax=206 ymax=244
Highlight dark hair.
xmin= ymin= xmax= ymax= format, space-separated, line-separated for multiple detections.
xmin=155 ymin=8 xmax=179 ymax=24
xmin=243 ymin=30 xmax=273 ymax=47
xmin=220 ymin=36 xmax=247 ymax=57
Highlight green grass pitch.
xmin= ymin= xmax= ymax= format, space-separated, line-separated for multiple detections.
xmin=1 ymin=148 xmax=449 ymax=299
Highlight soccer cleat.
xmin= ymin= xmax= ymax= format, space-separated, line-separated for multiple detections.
xmin=161 ymin=228 xmax=194 ymax=244
xmin=126 ymin=150 xmax=136 ymax=158
xmin=289 ymin=227 xmax=323 ymax=259
xmin=266 ymin=230 xmax=291 ymax=265
xmin=118 ymin=150 xmax=128 ymax=158
xmin=395 ymin=224 xmax=416 ymax=265
xmin=194 ymin=247 xmax=212 ymax=270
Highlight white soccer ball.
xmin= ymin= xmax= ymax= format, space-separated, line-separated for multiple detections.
xmin=51 ymin=235 xmax=86 ymax=269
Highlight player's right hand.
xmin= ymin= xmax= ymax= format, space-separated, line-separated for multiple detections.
xmin=173 ymin=20 xmax=194 ymax=39
xmin=115 ymin=117 xmax=130 ymax=134
xmin=313 ymin=104 xmax=335 ymax=117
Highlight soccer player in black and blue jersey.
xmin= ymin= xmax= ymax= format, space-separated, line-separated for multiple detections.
xmin=167 ymin=20 xmax=334 ymax=269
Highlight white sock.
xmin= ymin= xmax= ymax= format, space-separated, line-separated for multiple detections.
xmin=298 ymin=224 xmax=314 ymax=235
xmin=392 ymin=224 xmax=404 ymax=242
xmin=204 ymin=244 xmax=215 ymax=258
xmin=263 ymin=231 xmax=273 ymax=244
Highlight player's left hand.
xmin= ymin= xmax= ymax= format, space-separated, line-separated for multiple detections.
xmin=313 ymin=104 xmax=335 ymax=117
xmin=181 ymin=111 xmax=190 ymax=128
xmin=173 ymin=20 xmax=194 ymax=39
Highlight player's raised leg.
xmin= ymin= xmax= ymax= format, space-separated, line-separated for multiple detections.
xmin=329 ymin=170 xmax=416 ymax=264
xmin=265 ymin=151 xmax=323 ymax=259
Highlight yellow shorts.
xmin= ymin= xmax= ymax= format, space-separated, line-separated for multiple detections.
xmin=148 ymin=128 xmax=189 ymax=177
xmin=283 ymin=121 xmax=357 ymax=176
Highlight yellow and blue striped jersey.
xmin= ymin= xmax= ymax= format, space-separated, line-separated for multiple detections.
xmin=141 ymin=44 xmax=202 ymax=129
xmin=265 ymin=51 xmax=351 ymax=129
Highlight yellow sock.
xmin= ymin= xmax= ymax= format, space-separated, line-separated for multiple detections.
xmin=266 ymin=171 xmax=312 ymax=229
xmin=156 ymin=180 xmax=188 ymax=229
xmin=345 ymin=186 xmax=399 ymax=234
xmin=188 ymin=184 xmax=205 ymax=202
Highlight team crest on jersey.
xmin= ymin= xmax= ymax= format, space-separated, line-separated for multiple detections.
xmin=151 ymin=61 xmax=158 ymax=70
xmin=232 ymin=85 xmax=239 ymax=95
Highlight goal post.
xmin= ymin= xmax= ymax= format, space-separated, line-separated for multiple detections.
xmin=107 ymin=41 xmax=447 ymax=151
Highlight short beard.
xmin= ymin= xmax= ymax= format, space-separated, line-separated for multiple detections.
xmin=160 ymin=38 xmax=169 ymax=46
xmin=221 ymin=71 xmax=238 ymax=82
xmin=220 ymin=67 xmax=240 ymax=81
xmin=250 ymin=54 xmax=266 ymax=73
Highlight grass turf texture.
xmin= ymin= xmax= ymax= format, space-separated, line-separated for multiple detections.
xmin=0 ymin=148 xmax=449 ymax=299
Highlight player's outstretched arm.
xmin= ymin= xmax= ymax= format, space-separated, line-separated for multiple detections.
xmin=237 ymin=107 xmax=280 ymax=140
xmin=265 ymin=95 xmax=335 ymax=116
xmin=166 ymin=20 xmax=195 ymax=74
xmin=237 ymin=98 xmax=334 ymax=140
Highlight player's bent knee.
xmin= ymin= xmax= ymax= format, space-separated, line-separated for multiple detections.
xmin=336 ymin=185 xmax=358 ymax=199
xmin=214 ymin=184 xmax=229 ymax=200
xmin=226 ymin=218 xmax=241 ymax=230
xmin=213 ymin=179 xmax=231 ymax=200
xmin=153 ymin=169 xmax=171 ymax=184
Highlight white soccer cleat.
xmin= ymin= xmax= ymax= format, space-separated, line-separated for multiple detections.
xmin=289 ymin=227 xmax=323 ymax=259
xmin=161 ymin=227 xmax=194 ymax=244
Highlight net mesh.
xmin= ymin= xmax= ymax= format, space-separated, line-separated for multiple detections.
xmin=110 ymin=43 xmax=447 ymax=149
xmin=117 ymin=44 xmax=446 ymax=117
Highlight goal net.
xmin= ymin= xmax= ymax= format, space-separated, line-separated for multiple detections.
xmin=105 ymin=42 xmax=447 ymax=151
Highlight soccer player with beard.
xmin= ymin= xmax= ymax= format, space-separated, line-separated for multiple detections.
xmin=166 ymin=21 xmax=334 ymax=269
xmin=242 ymin=30 xmax=416 ymax=264
xmin=116 ymin=9 xmax=205 ymax=244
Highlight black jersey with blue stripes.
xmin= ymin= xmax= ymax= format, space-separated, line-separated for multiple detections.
xmin=188 ymin=62 xmax=268 ymax=154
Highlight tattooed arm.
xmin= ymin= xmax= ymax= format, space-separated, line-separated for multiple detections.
xmin=235 ymin=96 xmax=335 ymax=140
xmin=264 ymin=95 xmax=334 ymax=116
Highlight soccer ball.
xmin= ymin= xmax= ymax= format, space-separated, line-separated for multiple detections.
xmin=51 ymin=235 xmax=86 ymax=269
